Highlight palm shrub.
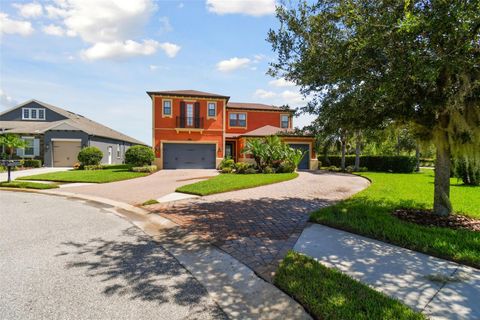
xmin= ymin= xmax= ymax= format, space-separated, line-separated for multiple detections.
xmin=243 ymin=138 xmax=268 ymax=171
xmin=125 ymin=145 xmax=154 ymax=167
xmin=0 ymin=133 xmax=27 ymax=159
xmin=219 ymin=157 xmax=235 ymax=170
xmin=77 ymin=146 xmax=103 ymax=166
xmin=284 ymin=147 xmax=306 ymax=170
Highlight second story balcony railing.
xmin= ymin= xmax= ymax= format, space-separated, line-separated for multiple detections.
xmin=176 ymin=116 xmax=204 ymax=129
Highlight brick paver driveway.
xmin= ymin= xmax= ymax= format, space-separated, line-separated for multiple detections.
xmin=147 ymin=171 xmax=369 ymax=280
xmin=60 ymin=169 xmax=217 ymax=205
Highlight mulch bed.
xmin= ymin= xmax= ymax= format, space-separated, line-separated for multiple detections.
xmin=393 ymin=208 xmax=480 ymax=232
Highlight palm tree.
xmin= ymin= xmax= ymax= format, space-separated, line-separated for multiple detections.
xmin=0 ymin=133 xmax=27 ymax=159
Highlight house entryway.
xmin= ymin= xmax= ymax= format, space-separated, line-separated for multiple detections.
xmin=52 ymin=139 xmax=81 ymax=167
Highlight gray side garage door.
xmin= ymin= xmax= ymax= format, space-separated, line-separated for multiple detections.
xmin=163 ymin=143 xmax=216 ymax=169
xmin=288 ymin=144 xmax=310 ymax=170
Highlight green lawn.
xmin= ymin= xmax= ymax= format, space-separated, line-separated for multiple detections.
xmin=310 ymin=169 xmax=480 ymax=268
xmin=0 ymin=181 xmax=59 ymax=189
xmin=176 ymin=172 xmax=299 ymax=196
xmin=275 ymin=251 xmax=424 ymax=320
xmin=17 ymin=165 xmax=148 ymax=183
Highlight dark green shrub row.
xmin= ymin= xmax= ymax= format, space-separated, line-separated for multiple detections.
xmin=21 ymin=159 xmax=42 ymax=168
xmin=454 ymin=159 xmax=479 ymax=186
xmin=325 ymin=156 xmax=417 ymax=173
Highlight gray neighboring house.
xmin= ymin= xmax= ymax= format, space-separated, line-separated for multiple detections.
xmin=0 ymin=100 xmax=146 ymax=167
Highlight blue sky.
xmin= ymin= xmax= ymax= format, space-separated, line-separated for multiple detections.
xmin=0 ymin=0 xmax=315 ymax=143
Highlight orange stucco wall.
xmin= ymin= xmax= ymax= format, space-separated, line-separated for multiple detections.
xmin=152 ymin=95 xmax=225 ymax=158
xmin=225 ymin=109 xmax=291 ymax=134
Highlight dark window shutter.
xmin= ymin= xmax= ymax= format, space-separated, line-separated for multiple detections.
xmin=194 ymin=102 xmax=200 ymax=128
xmin=180 ymin=102 xmax=186 ymax=127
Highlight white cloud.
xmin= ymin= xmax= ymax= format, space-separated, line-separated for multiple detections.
xmin=0 ymin=89 xmax=18 ymax=108
xmin=178 ymin=3 xmax=185 ymax=9
xmin=281 ymin=90 xmax=304 ymax=104
xmin=81 ymin=40 xmax=179 ymax=60
xmin=158 ymin=16 xmax=172 ymax=33
xmin=38 ymin=0 xmax=181 ymax=60
xmin=254 ymin=89 xmax=276 ymax=99
xmin=269 ymin=78 xmax=296 ymax=88
xmin=216 ymin=57 xmax=251 ymax=72
xmin=45 ymin=5 xmax=68 ymax=19
xmin=0 ymin=12 xmax=34 ymax=36
xmin=253 ymin=54 xmax=266 ymax=62
xmin=158 ymin=42 xmax=181 ymax=58
xmin=43 ymin=24 xmax=65 ymax=36
xmin=149 ymin=65 xmax=158 ymax=70
xmin=13 ymin=2 xmax=43 ymax=18
xmin=206 ymin=0 xmax=276 ymax=17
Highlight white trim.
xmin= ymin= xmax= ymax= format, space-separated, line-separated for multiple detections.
xmin=207 ymin=101 xmax=217 ymax=119
xmin=162 ymin=99 xmax=173 ymax=118
xmin=21 ymin=136 xmax=35 ymax=157
xmin=51 ymin=138 xmax=82 ymax=142
xmin=22 ymin=107 xmax=46 ymax=120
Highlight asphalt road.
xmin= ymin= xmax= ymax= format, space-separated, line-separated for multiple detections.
xmin=0 ymin=191 xmax=226 ymax=320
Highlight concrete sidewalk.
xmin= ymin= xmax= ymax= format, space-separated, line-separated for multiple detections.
xmin=294 ymin=224 xmax=480 ymax=320
xmin=0 ymin=167 xmax=70 ymax=181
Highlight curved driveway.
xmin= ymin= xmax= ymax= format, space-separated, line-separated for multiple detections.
xmin=0 ymin=191 xmax=224 ymax=320
xmin=147 ymin=171 xmax=370 ymax=279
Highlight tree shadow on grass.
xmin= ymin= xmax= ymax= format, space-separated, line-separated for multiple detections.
xmin=56 ymin=227 xmax=226 ymax=318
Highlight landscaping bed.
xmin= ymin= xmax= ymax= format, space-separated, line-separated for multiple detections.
xmin=176 ymin=172 xmax=298 ymax=196
xmin=17 ymin=165 xmax=148 ymax=183
xmin=0 ymin=181 xmax=59 ymax=189
xmin=275 ymin=251 xmax=424 ymax=320
xmin=310 ymin=170 xmax=480 ymax=268
xmin=393 ymin=208 xmax=480 ymax=232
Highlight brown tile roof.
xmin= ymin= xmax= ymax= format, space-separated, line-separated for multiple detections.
xmin=227 ymin=102 xmax=293 ymax=112
xmin=0 ymin=100 xmax=146 ymax=145
xmin=146 ymin=90 xmax=230 ymax=100
xmin=242 ymin=125 xmax=294 ymax=136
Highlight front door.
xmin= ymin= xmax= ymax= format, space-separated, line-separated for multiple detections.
xmin=108 ymin=146 xmax=112 ymax=164
xmin=225 ymin=142 xmax=235 ymax=160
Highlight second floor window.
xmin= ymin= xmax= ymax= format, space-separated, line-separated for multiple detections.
xmin=163 ymin=100 xmax=172 ymax=116
xmin=208 ymin=102 xmax=216 ymax=117
xmin=281 ymin=115 xmax=289 ymax=128
xmin=22 ymin=108 xmax=46 ymax=120
xmin=229 ymin=113 xmax=246 ymax=127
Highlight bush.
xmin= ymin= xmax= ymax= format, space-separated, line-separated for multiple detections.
xmin=454 ymin=159 xmax=480 ymax=186
xmin=221 ymin=167 xmax=234 ymax=174
xmin=125 ymin=145 xmax=154 ymax=166
xmin=219 ymin=158 xmax=235 ymax=170
xmin=78 ymin=146 xmax=103 ymax=166
xmin=263 ymin=166 xmax=275 ymax=174
xmin=277 ymin=162 xmax=296 ymax=173
xmin=131 ymin=165 xmax=157 ymax=173
xmin=245 ymin=168 xmax=258 ymax=174
xmin=358 ymin=166 xmax=368 ymax=172
xmin=83 ymin=164 xmax=104 ymax=170
xmin=326 ymin=165 xmax=339 ymax=172
xmin=345 ymin=165 xmax=355 ymax=173
xmin=325 ymin=156 xmax=417 ymax=173
xmin=21 ymin=159 xmax=42 ymax=168
xmin=235 ymin=162 xmax=252 ymax=174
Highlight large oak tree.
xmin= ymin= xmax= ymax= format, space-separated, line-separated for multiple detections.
xmin=268 ymin=0 xmax=480 ymax=215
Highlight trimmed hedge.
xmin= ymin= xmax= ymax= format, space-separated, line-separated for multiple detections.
xmin=125 ymin=145 xmax=154 ymax=166
xmin=325 ymin=156 xmax=417 ymax=173
xmin=78 ymin=146 xmax=103 ymax=166
xmin=22 ymin=159 xmax=42 ymax=168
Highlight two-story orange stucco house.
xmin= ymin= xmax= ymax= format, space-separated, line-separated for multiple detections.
xmin=147 ymin=90 xmax=318 ymax=170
